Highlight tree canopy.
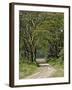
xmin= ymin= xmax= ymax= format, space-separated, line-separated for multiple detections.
xmin=19 ymin=11 xmax=64 ymax=64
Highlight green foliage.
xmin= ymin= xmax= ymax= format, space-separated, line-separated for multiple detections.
xmin=19 ymin=11 xmax=64 ymax=64
xmin=58 ymin=48 xmax=64 ymax=63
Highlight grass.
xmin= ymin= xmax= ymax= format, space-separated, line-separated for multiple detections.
xmin=19 ymin=62 xmax=38 ymax=79
xmin=47 ymin=58 xmax=64 ymax=77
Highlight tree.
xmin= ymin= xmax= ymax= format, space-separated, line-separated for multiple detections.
xmin=19 ymin=11 xmax=47 ymax=62
xmin=19 ymin=11 xmax=64 ymax=64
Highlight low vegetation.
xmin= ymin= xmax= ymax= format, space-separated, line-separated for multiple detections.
xmin=19 ymin=62 xmax=38 ymax=79
xmin=47 ymin=57 xmax=64 ymax=77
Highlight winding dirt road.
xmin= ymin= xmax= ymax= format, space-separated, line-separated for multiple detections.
xmin=25 ymin=63 xmax=56 ymax=79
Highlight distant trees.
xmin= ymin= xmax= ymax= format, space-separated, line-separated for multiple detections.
xmin=19 ymin=11 xmax=64 ymax=64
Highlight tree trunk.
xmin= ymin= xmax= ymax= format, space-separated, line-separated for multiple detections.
xmin=31 ymin=51 xmax=33 ymax=62
xmin=34 ymin=48 xmax=36 ymax=62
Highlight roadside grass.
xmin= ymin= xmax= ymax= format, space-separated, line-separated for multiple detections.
xmin=19 ymin=62 xmax=38 ymax=79
xmin=47 ymin=58 xmax=64 ymax=77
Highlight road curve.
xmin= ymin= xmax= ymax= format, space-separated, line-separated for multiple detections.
xmin=25 ymin=64 xmax=56 ymax=79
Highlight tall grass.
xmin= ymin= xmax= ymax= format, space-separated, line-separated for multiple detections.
xmin=19 ymin=62 xmax=38 ymax=79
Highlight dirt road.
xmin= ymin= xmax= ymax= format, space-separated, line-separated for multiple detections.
xmin=25 ymin=63 xmax=56 ymax=79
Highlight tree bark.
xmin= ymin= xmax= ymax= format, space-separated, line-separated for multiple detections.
xmin=31 ymin=51 xmax=34 ymax=62
xmin=34 ymin=48 xmax=36 ymax=62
